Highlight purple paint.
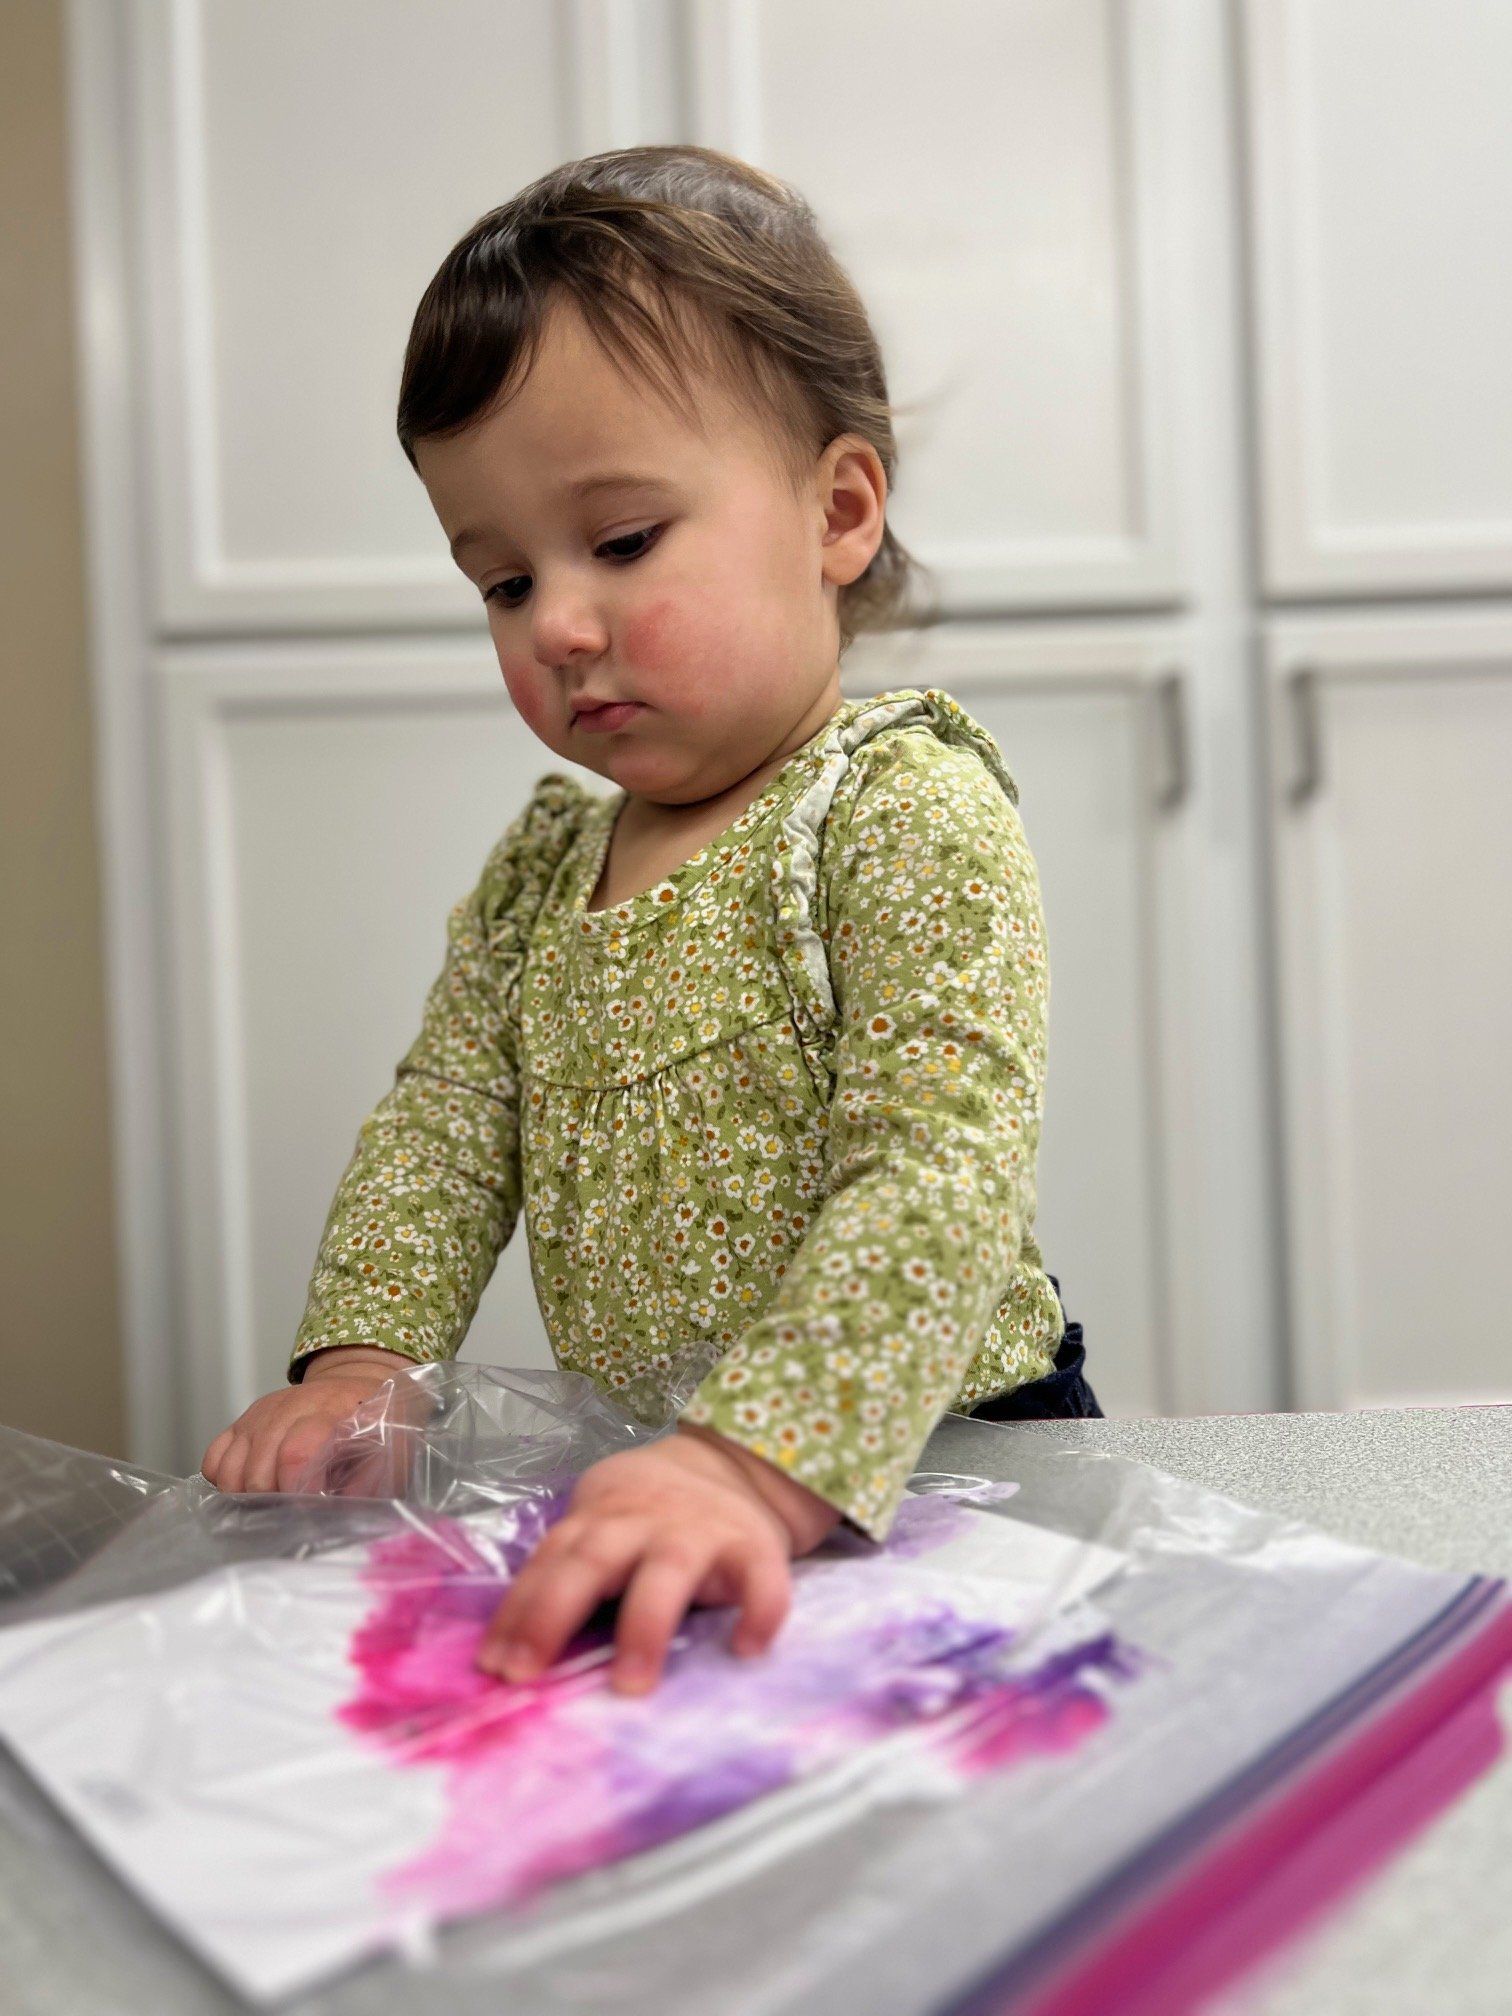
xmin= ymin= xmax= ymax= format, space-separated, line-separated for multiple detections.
xmin=337 ymin=1492 xmax=1139 ymax=1918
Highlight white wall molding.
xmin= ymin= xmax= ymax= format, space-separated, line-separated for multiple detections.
xmin=68 ymin=0 xmax=181 ymax=1469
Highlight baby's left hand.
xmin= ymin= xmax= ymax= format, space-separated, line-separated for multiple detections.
xmin=477 ymin=1422 xmax=842 ymax=1695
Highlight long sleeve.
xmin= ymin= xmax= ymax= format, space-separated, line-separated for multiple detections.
xmin=288 ymin=775 xmax=595 ymax=1380
xmin=678 ymin=731 xmax=1054 ymax=1542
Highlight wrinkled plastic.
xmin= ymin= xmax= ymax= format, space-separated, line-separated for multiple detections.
xmin=0 ymin=1363 xmax=1507 ymax=2016
xmin=0 ymin=1362 xmax=670 ymax=1613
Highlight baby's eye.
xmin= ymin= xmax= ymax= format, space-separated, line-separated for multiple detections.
xmin=600 ymin=524 xmax=663 ymax=563
xmin=482 ymin=523 xmax=664 ymax=610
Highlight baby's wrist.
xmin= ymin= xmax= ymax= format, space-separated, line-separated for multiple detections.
xmin=297 ymin=1344 xmax=411 ymax=1384
xmin=675 ymin=1420 xmax=841 ymax=1549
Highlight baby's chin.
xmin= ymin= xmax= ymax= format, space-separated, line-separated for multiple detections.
xmin=545 ymin=711 xmax=763 ymax=812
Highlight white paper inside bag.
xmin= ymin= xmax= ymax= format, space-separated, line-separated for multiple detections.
xmin=0 ymin=1494 xmax=1129 ymax=2003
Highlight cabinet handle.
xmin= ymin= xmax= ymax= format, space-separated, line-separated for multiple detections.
xmin=1147 ymin=668 xmax=1187 ymax=811
xmin=1287 ymin=664 xmax=1323 ymax=803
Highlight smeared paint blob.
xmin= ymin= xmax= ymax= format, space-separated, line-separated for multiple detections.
xmin=338 ymin=1488 xmax=1140 ymax=1917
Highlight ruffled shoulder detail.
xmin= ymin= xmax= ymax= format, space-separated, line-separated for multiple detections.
xmin=475 ymin=772 xmax=603 ymax=1011
xmin=770 ymin=688 xmax=1020 ymax=1067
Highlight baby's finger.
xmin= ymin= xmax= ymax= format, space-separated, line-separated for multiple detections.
xmin=728 ymin=1535 xmax=793 ymax=1657
xmin=242 ymin=1428 xmax=284 ymax=1496
xmin=200 ymin=1430 xmax=232 ymax=1484
xmin=610 ymin=1548 xmax=711 ymax=1694
xmin=476 ymin=1521 xmax=579 ymax=1649
xmin=214 ymin=1432 xmax=250 ymax=1495
xmin=480 ymin=1527 xmax=641 ymax=1683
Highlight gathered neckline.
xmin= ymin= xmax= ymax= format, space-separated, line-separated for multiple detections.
xmin=568 ymin=698 xmax=862 ymax=931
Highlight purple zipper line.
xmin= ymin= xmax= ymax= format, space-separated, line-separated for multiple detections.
xmin=939 ymin=1573 xmax=1511 ymax=2015
xmin=1005 ymin=1586 xmax=1512 ymax=2016
xmin=945 ymin=1574 xmax=1506 ymax=2011
xmin=1054 ymin=1674 xmax=1505 ymax=2016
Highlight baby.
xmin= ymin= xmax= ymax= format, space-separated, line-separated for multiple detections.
xmin=201 ymin=144 xmax=1094 ymax=1696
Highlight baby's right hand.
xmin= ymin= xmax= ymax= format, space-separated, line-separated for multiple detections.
xmin=199 ymin=1345 xmax=408 ymax=1494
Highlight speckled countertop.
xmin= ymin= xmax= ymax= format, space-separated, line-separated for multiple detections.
xmin=1 ymin=1406 xmax=1508 ymax=2015
xmin=968 ymin=1405 xmax=1512 ymax=1579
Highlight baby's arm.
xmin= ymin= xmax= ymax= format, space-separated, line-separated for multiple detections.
xmin=678 ymin=731 xmax=1055 ymax=1545
xmin=286 ymin=837 xmax=532 ymax=1382
xmin=203 ymin=781 xmax=590 ymax=1491
xmin=201 ymin=873 xmax=520 ymax=1491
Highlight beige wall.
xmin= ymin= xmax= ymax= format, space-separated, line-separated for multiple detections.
xmin=1 ymin=1 xmax=126 ymax=1456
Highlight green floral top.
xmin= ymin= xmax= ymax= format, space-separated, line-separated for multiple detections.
xmin=290 ymin=687 xmax=1064 ymax=1541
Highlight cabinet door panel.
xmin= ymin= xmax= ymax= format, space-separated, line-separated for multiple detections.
xmin=689 ymin=0 xmax=1184 ymax=610
xmin=1243 ymin=0 xmax=1512 ymax=593
xmin=1269 ymin=621 xmax=1512 ymax=1405
xmin=133 ymin=0 xmax=666 ymax=631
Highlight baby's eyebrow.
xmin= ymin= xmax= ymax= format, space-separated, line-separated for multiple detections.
xmin=450 ymin=473 xmax=678 ymax=563
xmin=567 ymin=470 xmax=678 ymax=503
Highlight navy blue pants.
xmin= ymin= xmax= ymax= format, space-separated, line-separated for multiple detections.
xmin=967 ymin=1273 xmax=1104 ymax=1420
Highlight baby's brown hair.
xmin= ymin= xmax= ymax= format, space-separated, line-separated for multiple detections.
xmin=396 ymin=143 xmax=935 ymax=653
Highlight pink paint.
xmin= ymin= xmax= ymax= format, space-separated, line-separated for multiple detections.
xmin=337 ymin=1493 xmax=1141 ymax=1921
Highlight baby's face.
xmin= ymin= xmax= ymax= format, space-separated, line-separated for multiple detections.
xmin=416 ymin=294 xmax=881 ymax=809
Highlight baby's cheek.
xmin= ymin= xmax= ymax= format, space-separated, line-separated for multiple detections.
xmin=623 ymin=596 xmax=695 ymax=678
xmin=622 ymin=597 xmax=667 ymax=668
xmin=499 ymin=658 xmax=550 ymax=735
xmin=624 ymin=596 xmax=733 ymax=712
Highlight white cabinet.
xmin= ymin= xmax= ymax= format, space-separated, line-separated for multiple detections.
xmin=69 ymin=0 xmax=1511 ymax=1467
xmin=130 ymin=0 xmax=682 ymax=634
xmin=156 ymin=625 xmax=1218 ymax=1455
xmin=159 ymin=651 xmax=573 ymax=1456
xmin=1241 ymin=2 xmax=1512 ymax=1410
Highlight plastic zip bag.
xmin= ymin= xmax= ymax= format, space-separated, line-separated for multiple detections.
xmin=0 ymin=1363 xmax=1507 ymax=2014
